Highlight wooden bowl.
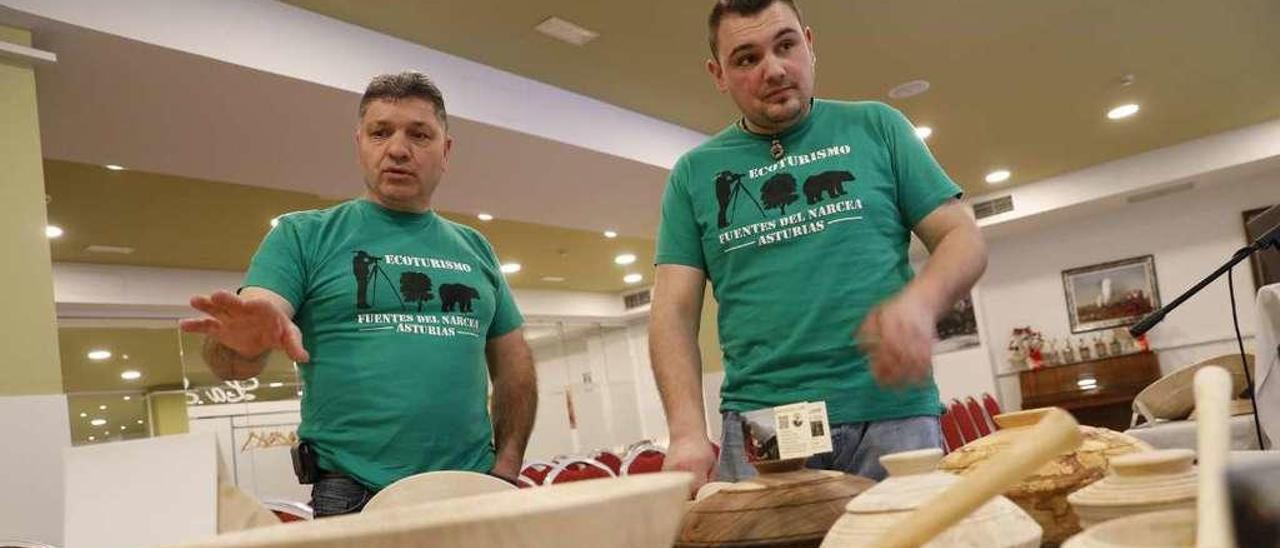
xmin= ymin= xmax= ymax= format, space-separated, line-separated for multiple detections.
xmin=172 ymin=472 xmax=692 ymax=548
xmin=1060 ymin=509 xmax=1195 ymax=548
xmin=822 ymin=448 xmax=1041 ymax=548
xmin=939 ymin=408 xmax=1152 ymax=545
xmin=362 ymin=471 xmax=516 ymax=513
xmin=1067 ymin=449 xmax=1196 ymax=529
xmin=677 ymin=469 xmax=874 ymax=548
xmin=1132 ymin=354 xmax=1254 ymax=422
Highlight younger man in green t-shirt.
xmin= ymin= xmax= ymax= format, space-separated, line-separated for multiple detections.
xmin=651 ymin=0 xmax=988 ymax=491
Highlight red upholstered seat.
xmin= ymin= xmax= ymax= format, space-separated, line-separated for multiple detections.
xmin=965 ymin=396 xmax=993 ymax=437
xmin=939 ymin=409 xmax=964 ymax=453
xmin=948 ymin=399 xmax=980 ymax=444
xmin=546 ymin=458 xmax=615 ymax=484
xmin=981 ymin=392 xmax=1003 ymax=428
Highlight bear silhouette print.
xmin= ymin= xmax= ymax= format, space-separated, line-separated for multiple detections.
xmin=440 ymin=283 xmax=481 ymax=313
xmin=802 ymin=171 xmax=855 ymax=204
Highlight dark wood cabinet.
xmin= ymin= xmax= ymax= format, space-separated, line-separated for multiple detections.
xmin=1018 ymin=351 xmax=1161 ymax=431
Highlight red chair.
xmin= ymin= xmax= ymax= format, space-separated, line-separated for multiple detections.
xmin=592 ymin=451 xmax=624 ymax=475
xmin=519 ymin=460 xmax=555 ymax=487
xmin=948 ymin=399 xmax=980 ymax=444
xmin=546 ymin=458 xmax=615 ymax=484
xmin=981 ymin=393 xmax=1003 ymax=428
xmin=965 ymin=396 xmax=993 ymax=437
xmin=623 ymin=443 xmax=667 ymax=476
xmin=939 ymin=409 xmax=964 ymax=453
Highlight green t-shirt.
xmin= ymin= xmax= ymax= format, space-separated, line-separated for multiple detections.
xmin=245 ymin=199 xmax=523 ymax=490
xmin=655 ymin=99 xmax=961 ymax=424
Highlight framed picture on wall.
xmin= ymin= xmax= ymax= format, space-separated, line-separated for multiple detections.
xmin=935 ymin=294 xmax=980 ymax=353
xmin=1244 ymin=206 xmax=1280 ymax=291
xmin=1062 ymin=255 xmax=1161 ymax=334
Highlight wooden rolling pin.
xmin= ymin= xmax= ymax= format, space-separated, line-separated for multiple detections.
xmin=1194 ymin=366 xmax=1235 ymax=548
xmin=867 ymin=407 xmax=1082 ymax=548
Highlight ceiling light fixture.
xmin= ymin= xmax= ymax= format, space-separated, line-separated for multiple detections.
xmin=99 ymin=405 xmax=107 ymax=410
xmin=46 ymin=225 xmax=64 ymax=239
xmin=120 ymin=370 xmax=142 ymax=381
xmin=87 ymin=349 xmax=112 ymax=361
xmin=90 ymin=419 xmax=106 ymax=426
xmin=1107 ymin=103 xmax=1140 ymax=120
xmin=79 ymin=412 xmax=87 ymax=418
xmin=477 ymin=213 xmax=494 ymax=222
xmin=623 ymin=273 xmax=643 ymax=284
xmin=137 ymin=420 xmax=144 ymax=425
xmin=120 ymin=426 xmax=126 ymax=431
xmin=914 ymin=126 xmax=933 ymax=140
xmin=985 ymin=170 xmax=1012 ymax=184
xmin=603 ymin=230 xmax=618 ymax=239
xmin=534 ymin=16 xmax=599 ymax=47
xmin=88 ymin=436 xmax=95 ymax=441
xmin=123 ymin=396 xmax=131 ymax=401
xmin=269 ymin=382 xmax=284 ymax=388
xmin=104 ymin=164 xmax=125 ymax=171
xmin=500 ymin=263 xmax=522 ymax=274
xmin=887 ymin=79 xmax=931 ymax=99
xmin=614 ymin=253 xmax=637 ymax=266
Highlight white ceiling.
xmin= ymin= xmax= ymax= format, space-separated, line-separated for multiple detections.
xmin=15 ymin=11 xmax=671 ymax=238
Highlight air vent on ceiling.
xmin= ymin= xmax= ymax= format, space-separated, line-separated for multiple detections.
xmin=1125 ymin=181 xmax=1195 ymax=204
xmin=623 ymin=289 xmax=651 ymax=310
xmin=535 ymin=16 xmax=599 ymax=46
xmin=85 ymin=245 xmax=135 ymax=255
xmin=971 ymin=195 xmax=1014 ymax=220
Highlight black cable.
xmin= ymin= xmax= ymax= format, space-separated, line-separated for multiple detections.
xmin=1227 ymin=249 xmax=1266 ymax=449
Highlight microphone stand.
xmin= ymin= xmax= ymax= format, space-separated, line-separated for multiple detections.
xmin=1130 ymin=231 xmax=1279 ymax=449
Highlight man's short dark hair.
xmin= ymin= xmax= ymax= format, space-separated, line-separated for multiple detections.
xmin=358 ymin=71 xmax=448 ymax=129
xmin=708 ymin=0 xmax=803 ymax=59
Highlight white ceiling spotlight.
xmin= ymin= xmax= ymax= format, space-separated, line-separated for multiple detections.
xmin=888 ymin=79 xmax=931 ymax=100
xmin=137 ymin=420 xmax=144 ymax=425
xmin=1107 ymin=103 xmax=1140 ymax=120
xmin=914 ymin=126 xmax=933 ymax=140
xmin=87 ymin=349 xmax=112 ymax=361
xmin=90 ymin=419 xmax=106 ymax=426
xmin=614 ymin=253 xmax=637 ymax=266
xmin=46 ymin=225 xmax=64 ymax=239
xmin=603 ymin=230 xmax=618 ymax=239
xmin=477 ymin=213 xmax=494 ymax=222
xmin=88 ymin=436 xmax=95 ymax=441
xmin=104 ymin=164 xmax=125 ymax=171
xmin=269 ymin=382 xmax=284 ymax=388
xmin=985 ymin=169 xmax=1012 ymax=184
xmin=623 ymin=273 xmax=643 ymax=284
xmin=99 ymin=405 xmax=107 ymax=411
xmin=500 ymin=263 xmax=522 ymax=274
xmin=120 ymin=370 xmax=142 ymax=381
xmin=79 ymin=412 xmax=87 ymax=418
xmin=123 ymin=396 xmax=131 ymax=401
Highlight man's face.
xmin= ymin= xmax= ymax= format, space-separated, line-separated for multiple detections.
xmin=356 ymin=97 xmax=452 ymax=212
xmin=708 ymin=2 xmax=816 ymax=132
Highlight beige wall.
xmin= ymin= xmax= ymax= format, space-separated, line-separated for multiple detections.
xmin=150 ymin=393 xmax=191 ymax=436
xmin=0 ymin=25 xmax=62 ymax=395
xmin=699 ymin=287 xmax=723 ymax=372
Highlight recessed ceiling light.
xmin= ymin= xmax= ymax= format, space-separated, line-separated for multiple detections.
xmin=79 ymin=412 xmax=87 ymax=418
xmin=270 ymin=217 xmax=280 ymax=228
xmin=914 ymin=126 xmax=933 ymax=140
xmin=120 ymin=426 xmax=126 ymax=430
xmin=120 ymin=370 xmax=142 ymax=381
xmin=985 ymin=169 xmax=1012 ymax=184
xmin=534 ymin=16 xmax=599 ymax=47
xmin=500 ymin=263 xmax=522 ymax=274
xmin=88 ymin=436 xmax=95 ymax=441
xmin=477 ymin=213 xmax=494 ymax=222
xmin=614 ymin=253 xmax=637 ymax=266
xmin=122 ymin=396 xmax=131 ymax=401
xmin=540 ymin=276 xmax=566 ymax=283
xmin=603 ymin=230 xmax=618 ymax=239
xmin=104 ymin=164 xmax=125 ymax=171
xmin=46 ymin=225 xmax=64 ymax=239
xmin=269 ymin=382 xmax=284 ymax=388
xmin=1107 ymin=103 xmax=1140 ymax=120
xmin=87 ymin=349 xmax=112 ymax=361
xmin=90 ymin=419 xmax=106 ymax=426
xmin=623 ymin=273 xmax=643 ymax=284
xmin=137 ymin=420 xmax=144 ymax=425
xmin=99 ymin=405 xmax=107 ymax=410
xmin=888 ymin=79 xmax=931 ymax=99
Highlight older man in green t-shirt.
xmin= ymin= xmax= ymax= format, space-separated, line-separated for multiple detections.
xmin=180 ymin=72 xmax=537 ymax=517
xmin=651 ymin=0 xmax=988 ymax=492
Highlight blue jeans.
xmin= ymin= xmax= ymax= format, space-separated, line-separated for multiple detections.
xmin=718 ymin=411 xmax=942 ymax=481
xmin=310 ymin=472 xmax=373 ymax=518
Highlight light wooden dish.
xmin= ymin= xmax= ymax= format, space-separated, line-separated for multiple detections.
xmin=821 ymin=448 xmax=1041 ymax=548
xmin=938 ymin=408 xmax=1152 ymax=545
xmin=677 ymin=460 xmax=875 ymax=548
xmin=170 ymin=472 xmax=692 ymax=548
xmin=1131 ymin=353 xmax=1253 ymax=423
xmin=1067 ymin=449 xmax=1197 ymax=528
xmin=362 ymin=471 xmax=516 ymax=513
xmin=1061 ymin=366 xmax=1236 ymax=548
